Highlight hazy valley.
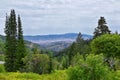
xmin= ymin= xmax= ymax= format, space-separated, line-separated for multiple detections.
xmin=24 ymin=33 xmax=92 ymax=51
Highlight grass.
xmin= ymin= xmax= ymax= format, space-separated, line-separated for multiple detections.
xmin=0 ymin=62 xmax=120 ymax=80
xmin=0 ymin=67 xmax=120 ymax=80
xmin=0 ymin=70 xmax=68 ymax=80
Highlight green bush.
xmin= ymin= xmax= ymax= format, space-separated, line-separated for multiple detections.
xmin=91 ymin=34 xmax=120 ymax=58
xmin=114 ymin=70 xmax=120 ymax=80
xmin=0 ymin=66 xmax=120 ymax=80
xmin=67 ymin=54 xmax=112 ymax=80
xmin=23 ymin=53 xmax=50 ymax=74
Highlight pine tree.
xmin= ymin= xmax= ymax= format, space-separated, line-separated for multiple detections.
xmin=76 ymin=32 xmax=84 ymax=43
xmin=93 ymin=17 xmax=111 ymax=39
xmin=48 ymin=52 xmax=53 ymax=73
xmin=76 ymin=32 xmax=85 ymax=54
xmin=4 ymin=10 xmax=26 ymax=72
xmin=16 ymin=15 xmax=26 ymax=70
xmin=68 ymin=42 xmax=78 ymax=65
xmin=4 ymin=10 xmax=17 ymax=72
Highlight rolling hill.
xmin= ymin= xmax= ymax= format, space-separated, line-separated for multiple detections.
xmin=24 ymin=33 xmax=92 ymax=51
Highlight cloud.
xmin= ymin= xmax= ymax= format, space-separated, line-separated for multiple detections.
xmin=0 ymin=0 xmax=120 ymax=35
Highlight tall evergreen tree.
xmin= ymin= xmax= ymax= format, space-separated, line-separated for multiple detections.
xmin=76 ymin=32 xmax=84 ymax=43
xmin=4 ymin=10 xmax=17 ymax=72
xmin=76 ymin=32 xmax=84 ymax=54
xmin=16 ymin=15 xmax=26 ymax=70
xmin=76 ymin=32 xmax=90 ymax=60
xmin=93 ymin=17 xmax=111 ymax=39
xmin=68 ymin=42 xmax=78 ymax=65
xmin=4 ymin=10 xmax=26 ymax=72
xmin=48 ymin=52 xmax=53 ymax=73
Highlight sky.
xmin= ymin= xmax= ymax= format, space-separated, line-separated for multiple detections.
xmin=0 ymin=0 xmax=120 ymax=35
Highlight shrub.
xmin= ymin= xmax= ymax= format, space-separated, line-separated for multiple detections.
xmin=67 ymin=54 xmax=112 ymax=80
xmin=0 ymin=70 xmax=68 ymax=80
xmin=23 ymin=53 xmax=50 ymax=74
xmin=91 ymin=34 xmax=120 ymax=58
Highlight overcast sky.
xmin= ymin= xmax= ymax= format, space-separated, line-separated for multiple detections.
xmin=0 ymin=0 xmax=120 ymax=35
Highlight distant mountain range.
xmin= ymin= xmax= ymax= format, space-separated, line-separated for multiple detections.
xmin=0 ymin=33 xmax=92 ymax=52
xmin=24 ymin=33 xmax=92 ymax=51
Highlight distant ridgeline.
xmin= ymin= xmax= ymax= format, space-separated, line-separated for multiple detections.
xmin=24 ymin=33 xmax=92 ymax=41
xmin=24 ymin=33 xmax=92 ymax=51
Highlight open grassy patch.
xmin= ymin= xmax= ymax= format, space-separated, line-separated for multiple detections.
xmin=0 ymin=70 xmax=68 ymax=80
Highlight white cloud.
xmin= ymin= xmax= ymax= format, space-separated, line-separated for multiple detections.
xmin=0 ymin=0 xmax=120 ymax=35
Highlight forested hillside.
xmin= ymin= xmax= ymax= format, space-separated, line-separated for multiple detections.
xmin=0 ymin=9 xmax=120 ymax=80
xmin=24 ymin=33 xmax=92 ymax=51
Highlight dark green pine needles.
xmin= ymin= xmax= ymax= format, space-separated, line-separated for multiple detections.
xmin=4 ymin=9 xmax=26 ymax=72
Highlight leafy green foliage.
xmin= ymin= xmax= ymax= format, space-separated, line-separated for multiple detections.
xmin=68 ymin=42 xmax=78 ymax=65
xmin=0 ymin=70 xmax=68 ymax=80
xmin=23 ymin=53 xmax=50 ymax=74
xmin=1 ymin=54 xmax=119 ymax=80
xmin=67 ymin=54 xmax=113 ymax=80
xmin=91 ymin=34 xmax=120 ymax=70
xmin=51 ymin=57 xmax=61 ymax=70
xmin=75 ymin=32 xmax=91 ymax=59
xmin=70 ymin=53 xmax=83 ymax=66
xmin=91 ymin=34 xmax=120 ymax=58
xmin=60 ymin=32 xmax=91 ymax=66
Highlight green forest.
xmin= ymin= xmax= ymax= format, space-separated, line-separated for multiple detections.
xmin=0 ymin=10 xmax=120 ymax=80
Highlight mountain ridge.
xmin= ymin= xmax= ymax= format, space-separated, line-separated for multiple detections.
xmin=24 ymin=33 xmax=92 ymax=41
xmin=0 ymin=33 xmax=92 ymax=52
xmin=24 ymin=33 xmax=92 ymax=51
